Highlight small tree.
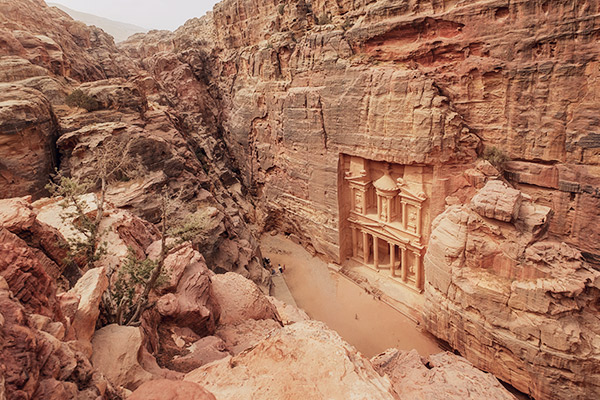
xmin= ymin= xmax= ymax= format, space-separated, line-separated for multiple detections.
xmin=482 ymin=146 xmax=509 ymax=172
xmin=47 ymin=137 xmax=141 ymax=269
xmin=102 ymin=192 xmax=213 ymax=326
xmin=65 ymin=89 xmax=100 ymax=112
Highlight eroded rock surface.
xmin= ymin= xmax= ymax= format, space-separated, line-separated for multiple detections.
xmin=424 ymin=183 xmax=600 ymax=399
xmin=372 ymin=349 xmax=516 ymax=400
xmin=90 ymin=324 xmax=153 ymax=391
xmin=185 ymin=320 xmax=399 ymax=400
xmin=130 ymin=379 xmax=216 ymax=400
xmin=210 ymin=272 xmax=279 ymax=325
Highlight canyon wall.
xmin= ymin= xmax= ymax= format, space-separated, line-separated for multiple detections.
xmin=197 ymin=0 xmax=600 ymax=262
xmin=135 ymin=0 xmax=600 ymax=398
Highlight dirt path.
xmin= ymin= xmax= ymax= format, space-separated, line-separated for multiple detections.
xmin=262 ymin=234 xmax=442 ymax=358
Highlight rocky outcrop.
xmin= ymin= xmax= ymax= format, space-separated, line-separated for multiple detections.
xmin=0 ymin=196 xmax=68 ymax=280
xmin=0 ymin=0 xmax=135 ymax=81
xmin=129 ymin=379 xmax=216 ymax=400
xmin=155 ymin=243 xmax=221 ymax=337
xmin=65 ymin=267 xmax=108 ymax=345
xmin=0 ymin=277 xmax=114 ymax=400
xmin=0 ymin=85 xmax=59 ymax=199
xmin=185 ymin=320 xmax=400 ymax=400
xmin=210 ymin=272 xmax=279 ymax=325
xmin=90 ymin=324 xmax=153 ymax=391
xmin=423 ymin=182 xmax=600 ymax=399
xmin=372 ymin=349 xmax=516 ymax=400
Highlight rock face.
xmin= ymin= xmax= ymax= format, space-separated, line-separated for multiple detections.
xmin=129 ymin=379 xmax=216 ymax=400
xmin=371 ymin=349 xmax=516 ymax=400
xmin=210 ymin=272 xmax=279 ymax=325
xmin=119 ymin=3 xmax=600 ymax=398
xmin=0 ymin=0 xmax=135 ymax=81
xmin=90 ymin=324 xmax=153 ymax=391
xmin=423 ymin=182 xmax=600 ymax=399
xmin=0 ymin=275 xmax=113 ymax=400
xmin=121 ymin=0 xmax=600 ymax=266
xmin=185 ymin=320 xmax=399 ymax=400
xmin=0 ymin=85 xmax=59 ymax=199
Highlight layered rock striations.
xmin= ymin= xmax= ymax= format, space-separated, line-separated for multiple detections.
xmin=424 ymin=179 xmax=600 ymax=399
xmin=119 ymin=1 xmax=600 ymax=399
xmin=1 ymin=0 xmax=599 ymax=399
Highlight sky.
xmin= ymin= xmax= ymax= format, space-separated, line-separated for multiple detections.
xmin=52 ymin=0 xmax=220 ymax=31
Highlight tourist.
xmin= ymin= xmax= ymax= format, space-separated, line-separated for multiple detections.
xmin=278 ymin=265 xmax=283 ymax=274
xmin=271 ymin=268 xmax=276 ymax=275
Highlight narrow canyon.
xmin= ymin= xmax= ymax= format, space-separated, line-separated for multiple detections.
xmin=0 ymin=0 xmax=599 ymax=399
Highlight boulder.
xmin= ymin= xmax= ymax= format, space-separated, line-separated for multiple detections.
xmin=266 ymin=296 xmax=310 ymax=325
xmin=169 ymin=336 xmax=230 ymax=373
xmin=66 ymin=267 xmax=108 ymax=345
xmin=90 ymin=324 xmax=153 ymax=391
xmin=129 ymin=379 xmax=216 ymax=400
xmin=216 ymin=318 xmax=281 ymax=355
xmin=0 ymin=84 xmax=58 ymax=199
xmin=155 ymin=243 xmax=220 ymax=337
xmin=371 ymin=349 xmax=516 ymax=400
xmin=185 ymin=320 xmax=399 ymax=400
xmin=210 ymin=272 xmax=279 ymax=325
xmin=470 ymin=180 xmax=521 ymax=222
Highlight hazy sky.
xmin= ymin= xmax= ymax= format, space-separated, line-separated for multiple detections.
xmin=52 ymin=0 xmax=220 ymax=30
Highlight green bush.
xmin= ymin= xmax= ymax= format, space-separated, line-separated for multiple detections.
xmin=65 ymin=89 xmax=99 ymax=111
xmin=317 ymin=13 xmax=331 ymax=25
xmin=278 ymin=4 xmax=285 ymax=15
xmin=482 ymin=146 xmax=509 ymax=171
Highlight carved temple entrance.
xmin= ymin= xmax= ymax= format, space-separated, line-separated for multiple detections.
xmin=339 ymin=155 xmax=431 ymax=292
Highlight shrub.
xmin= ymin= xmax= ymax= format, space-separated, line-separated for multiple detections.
xmin=482 ymin=146 xmax=509 ymax=171
xmin=342 ymin=17 xmax=353 ymax=31
xmin=317 ymin=13 xmax=331 ymax=25
xmin=278 ymin=4 xmax=285 ymax=15
xmin=65 ymin=89 xmax=99 ymax=111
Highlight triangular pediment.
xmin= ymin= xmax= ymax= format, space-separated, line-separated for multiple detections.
xmin=399 ymin=185 xmax=427 ymax=202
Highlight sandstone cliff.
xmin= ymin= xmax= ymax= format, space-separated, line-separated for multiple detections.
xmin=118 ymin=1 xmax=600 ymax=399
xmin=1 ymin=0 xmax=599 ymax=399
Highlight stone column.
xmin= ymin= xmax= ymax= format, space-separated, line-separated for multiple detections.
xmin=373 ymin=236 xmax=379 ymax=269
xmin=401 ymin=247 xmax=408 ymax=282
xmin=414 ymin=251 xmax=422 ymax=290
xmin=361 ymin=189 xmax=367 ymax=215
xmin=390 ymin=243 xmax=396 ymax=277
xmin=416 ymin=205 xmax=422 ymax=237
xmin=351 ymin=228 xmax=357 ymax=258
xmin=362 ymin=232 xmax=369 ymax=264
xmin=402 ymin=201 xmax=407 ymax=230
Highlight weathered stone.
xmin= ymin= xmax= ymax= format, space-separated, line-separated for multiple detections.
xmin=210 ymin=272 xmax=279 ymax=325
xmin=66 ymin=267 xmax=108 ymax=344
xmin=471 ymin=180 xmax=521 ymax=222
xmin=129 ymin=379 xmax=216 ymax=400
xmin=155 ymin=243 xmax=220 ymax=337
xmin=424 ymin=196 xmax=600 ymax=399
xmin=0 ymin=228 xmax=61 ymax=318
xmin=372 ymin=349 xmax=516 ymax=400
xmin=0 ymin=85 xmax=58 ymax=199
xmin=216 ymin=318 xmax=281 ymax=356
xmin=266 ymin=295 xmax=310 ymax=325
xmin=185 ymin=320 xmax=399 ymax=400
xmin=90 ymin=324 xmax=153 ymax=391
xmin=169 ymin=336 xmax=230 ymax=373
